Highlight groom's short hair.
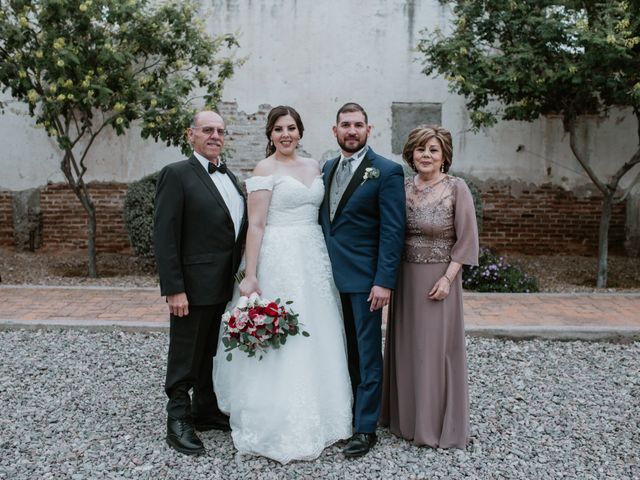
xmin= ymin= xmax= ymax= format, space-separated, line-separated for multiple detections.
xmin=336 ymin=102 xmax=368 ymax=124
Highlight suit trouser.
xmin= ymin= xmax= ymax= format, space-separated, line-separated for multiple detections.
xmin=340 ymin=292 xmax=383 ymax=434
xmin=165 ymin=303 xmax=226 ymax=420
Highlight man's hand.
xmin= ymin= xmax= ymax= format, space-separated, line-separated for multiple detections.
xmin=368 ymin=285 xmax=391 ymax=312
xmin=167 ymin=292 xmax=189 ymax=317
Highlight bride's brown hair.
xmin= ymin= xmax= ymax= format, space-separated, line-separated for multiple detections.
xmin=265 ymin=106 xmax=304 ymax=157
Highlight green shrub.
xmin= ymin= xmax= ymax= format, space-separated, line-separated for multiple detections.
xmin=463 ymin=248 xmax=539 ymax=293
xmin=123 ymin=171 xmax=159 ymax=258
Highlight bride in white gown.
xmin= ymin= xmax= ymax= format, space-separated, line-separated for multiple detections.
xmin=213 ymin=106 xmax=352 ymax=464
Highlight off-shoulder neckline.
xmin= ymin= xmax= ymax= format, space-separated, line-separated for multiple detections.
xmin=249 ymin=174 xmax=322 ymax=190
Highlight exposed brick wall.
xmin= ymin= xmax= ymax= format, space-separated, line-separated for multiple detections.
xmin=0 ymin=191 xmax=13 ymax=247
xmin=220 ymin=101 xmax=270 ymax=178
xmin=220 ymin=101 xmax=311 ymax=180
xmin=480 ymin=183 xmax=626 ymax=255
xmin=1 ymin=181 xmax=629 ymax=255
xmin=39 ymin=182 xmax=130 ymax=253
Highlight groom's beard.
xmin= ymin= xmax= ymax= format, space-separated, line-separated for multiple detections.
xmin=337 ymin=137 xmax=367 ymax=154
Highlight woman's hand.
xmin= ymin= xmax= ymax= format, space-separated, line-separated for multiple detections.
xmin=428 ymin=276 xmax=451 ymax=301
xmin=239 ymin=275 xmax=261 ymax=297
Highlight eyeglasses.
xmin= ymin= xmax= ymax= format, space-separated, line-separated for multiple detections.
xmin=191 ymin=126 xmax=226 ymax=136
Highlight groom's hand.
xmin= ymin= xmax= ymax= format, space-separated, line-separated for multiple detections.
xmin=368 ymin=285 xmax=391 ymax=312
xmin=167 ymin=292 xmax=189 ymax=317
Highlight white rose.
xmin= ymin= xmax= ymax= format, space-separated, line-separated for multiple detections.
xmin=236 ymin=296 xmax=249 ymax=309
xmin=248 ymin=292 xmax=261 ymax=306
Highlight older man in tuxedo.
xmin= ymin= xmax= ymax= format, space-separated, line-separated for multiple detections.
xmin=154 ymin=110 xmax=246 ymax=455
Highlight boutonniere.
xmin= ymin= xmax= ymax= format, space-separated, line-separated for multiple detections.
xmin=360 ymin=167 xmax=380 ymax=186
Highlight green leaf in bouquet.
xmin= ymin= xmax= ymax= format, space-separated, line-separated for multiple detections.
xmin=247 ymin=335 xmax=258 ymax=344
xmin=263 ymin=316 xmax=274 ymax=324
xmin=222 ymin=337 xmax=230 ymax=348
xmin=302 ymin=331 xmax=310 ymax=337
xmin=226 ymin=353 xmax=233 ymax=361
xmin=285 ymin=300 xmax=293 ymax=305
xmin=275 ymin=298 xmax=281 ymax=304
xmin=281 ymin=336 xmax=287 ymax=345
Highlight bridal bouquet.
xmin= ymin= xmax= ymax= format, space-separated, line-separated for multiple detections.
xmin=221 ymin=292 xmax=309 ymax=361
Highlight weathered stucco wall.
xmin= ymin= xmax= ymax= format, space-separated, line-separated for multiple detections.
xmin=0 ymin=0 xmax=639 ymax=254
xmin=0 ymin=0 xmax=637 ymax=192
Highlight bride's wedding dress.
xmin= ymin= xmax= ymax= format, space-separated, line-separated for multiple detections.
xmin=214 ymin=174 xmax=352 ymax=464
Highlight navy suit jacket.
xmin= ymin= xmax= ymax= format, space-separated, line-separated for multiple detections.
xmin=153 ymin=155 xmax=247 ymax=305
xmin=320 ymin=148 xmax=406 ymax=293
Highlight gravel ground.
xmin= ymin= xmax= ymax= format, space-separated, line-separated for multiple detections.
xmin=1 ymin=329 xmax=638 ymax=479
xmin=0 ymin=248 xmax=157 ymax=288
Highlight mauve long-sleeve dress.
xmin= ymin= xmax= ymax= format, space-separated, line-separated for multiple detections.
xmin=380 ymin=174 xmax=479 ymax=448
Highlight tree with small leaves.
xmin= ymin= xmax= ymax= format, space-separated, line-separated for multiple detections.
xmin=419 ymin=0 xmax=640 ymax=287
xmin=0 ymin=0 xmax=240 ymax=277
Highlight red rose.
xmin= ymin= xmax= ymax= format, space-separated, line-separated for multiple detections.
xmin=228 ymin=318 xmax=236 ymax=329
xmin=265 ymin=302 xmax=279 ymax=317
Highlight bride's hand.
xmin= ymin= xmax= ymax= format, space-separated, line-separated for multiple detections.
xmin=239 ymin=275 xmax=261 ymax=297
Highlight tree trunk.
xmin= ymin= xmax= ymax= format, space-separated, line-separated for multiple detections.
xmin=86 ymin=197 xmax=98 ymax=278
xmin=597 ymin=192 xmax=615 ymax=288
xmin=61 ymin=149 xmax=98 ymax=278
xmin=73 ymin=183 xmax=98 ymax=278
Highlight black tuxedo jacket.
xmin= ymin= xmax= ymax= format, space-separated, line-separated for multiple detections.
xmin=153 ymin=155 xmax=247 ymax=305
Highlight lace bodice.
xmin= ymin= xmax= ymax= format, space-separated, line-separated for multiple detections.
xmin=403 ymin=175 xmax=479 ymax=265
xmin=245 ymin=175 xmax=324 ymax=227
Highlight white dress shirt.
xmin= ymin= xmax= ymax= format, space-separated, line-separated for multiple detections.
xmin=194 ymin=152 xmax=244 ymax=239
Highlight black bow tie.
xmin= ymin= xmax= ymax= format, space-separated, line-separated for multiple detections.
xmin=208 ymin=161 xmax=227 ymax=174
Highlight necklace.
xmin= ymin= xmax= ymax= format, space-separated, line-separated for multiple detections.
xmin=413 ymin=173 xmax=445 ymax=191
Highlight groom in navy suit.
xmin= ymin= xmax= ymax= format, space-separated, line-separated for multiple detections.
xmin=320 ymin=102 xmax=405 ymax=457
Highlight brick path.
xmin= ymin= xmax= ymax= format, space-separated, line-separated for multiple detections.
xmin=1 ymin=286 xmax=639 ymax=338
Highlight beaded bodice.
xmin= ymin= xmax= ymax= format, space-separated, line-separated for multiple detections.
xmin=403 ymin=175 xmax=461 ymax=264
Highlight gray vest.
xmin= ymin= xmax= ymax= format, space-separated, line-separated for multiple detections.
xmin=329 ymin=158 xmax=355 ymax=221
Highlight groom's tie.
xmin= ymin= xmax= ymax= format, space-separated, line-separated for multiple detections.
xmin=335 ymin=157 xmax=354 ymax=189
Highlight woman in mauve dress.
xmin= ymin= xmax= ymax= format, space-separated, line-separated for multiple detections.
xmin=380 ymin=125 xmax=479 ymax=448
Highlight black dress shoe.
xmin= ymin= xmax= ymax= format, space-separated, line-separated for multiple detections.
xmin=166 ymin=417 xmax=205 ymax=455
xmin=192 ymin=414 xmax=231 ymax=432
xmin=343 ymin=432 xmax=377 ymax=458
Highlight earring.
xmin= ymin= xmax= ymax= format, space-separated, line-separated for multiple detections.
xmin=440 ymin=163 xmax=445 ymax=173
